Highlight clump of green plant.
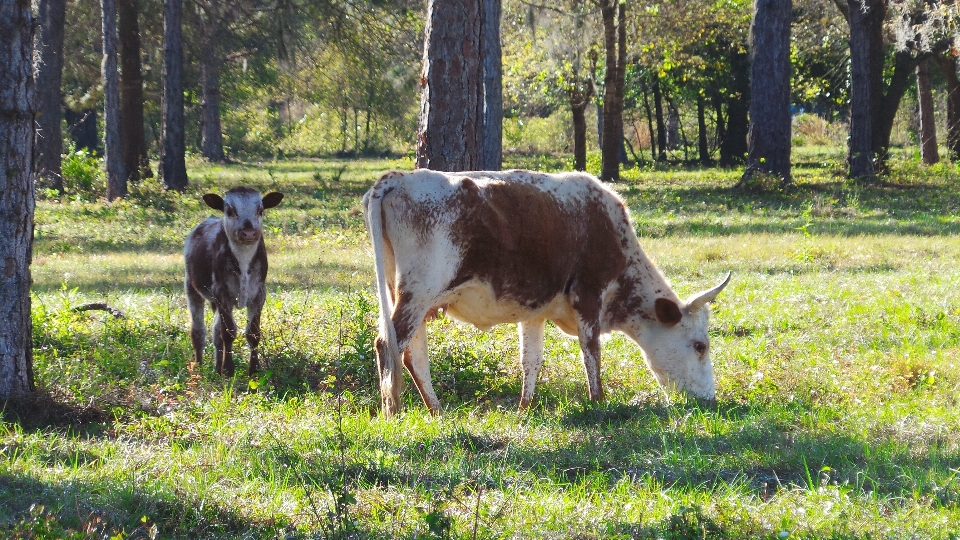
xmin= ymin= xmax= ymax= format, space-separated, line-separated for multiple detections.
xmin=59 ymin=142 xmax=105 ymax=201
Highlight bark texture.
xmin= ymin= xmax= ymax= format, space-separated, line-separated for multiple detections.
xmin=743 ymin=0 xmax=792 ymax=184
xmin=35 ymin=0 xmax=66 ymax=193
xmin=102 ymin=0 xmax=127 ymax=200
xmin=936 ymin=54 xmax=960 ymax=160
xmin=416 ymin=0 xmax=484 ymax=171
xmin=0 ymin=0 xmax=36 ymax=398
xmin=199 ymin=0 xmax=226 ymax=163
xmin=846 ymin=0 xmax=884 ymax=179
xmin=160 ymin=0 xmax=188 ymax=190
xmin=917 ymin=59 xmax=939 ymax=165
xmin=479 ymin=0 xmax=502 ymax=171
xmin=118 ymin=0 xmax=149 ymax=180
xmin=570 ymin=83 xmax=592 ymax=171
xmin=599 ymin=0 xmax=626 ymax=181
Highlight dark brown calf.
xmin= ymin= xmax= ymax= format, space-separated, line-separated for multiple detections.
xmin=184 ymin=187 xmax=283 ymax=376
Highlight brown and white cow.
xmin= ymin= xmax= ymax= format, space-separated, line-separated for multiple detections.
xmin=363 ymin=169 xmax=729 ymax=416
xmin=185 ymin=187 xmax=284 ymax=376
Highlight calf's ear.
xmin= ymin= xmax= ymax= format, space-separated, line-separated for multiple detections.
xmin=262 ymin=192 xmax=284 ymax=209
xmin=654 ymin=298 xmax=683 ymax=326
xmin=203 ymin=194 xmax=225 ymax=211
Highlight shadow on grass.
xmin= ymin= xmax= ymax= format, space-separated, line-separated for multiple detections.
xmin=0 ymin=472 xmax=359 ymax=539
xmin=1 ymin=391 xmax=111 ymax=437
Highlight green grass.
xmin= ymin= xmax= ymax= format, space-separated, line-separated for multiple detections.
xmin=3 ymin=152 xmax=960 ymax=538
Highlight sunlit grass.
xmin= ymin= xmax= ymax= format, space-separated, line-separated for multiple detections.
xmin=4 ymin=154 xmax=960 ymax=537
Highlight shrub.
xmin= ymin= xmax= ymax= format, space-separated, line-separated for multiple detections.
xmin=59 ymin=142 xmax=105 ymax=201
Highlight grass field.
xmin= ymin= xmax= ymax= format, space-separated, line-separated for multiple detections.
xmin=3 ymin=151 xmax=960 ymax=538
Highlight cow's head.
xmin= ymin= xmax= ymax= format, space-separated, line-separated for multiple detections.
xmin=203 ymin=187 xmax=284 ymax=245
xmin=622 ymin=273 xmax=730 ymax=401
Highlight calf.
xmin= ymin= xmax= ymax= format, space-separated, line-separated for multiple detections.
xmin=185 ymin=187 xmax=283 ymax=376
xmin=363 ymin=169 xmax=729 ymax=416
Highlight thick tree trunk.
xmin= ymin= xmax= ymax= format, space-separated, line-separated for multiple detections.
xmin=917 ymin=58 xmax=939 ymax=165
xmin=160 ymin=0 xmax=188 ymax=190
xmin=697 ymin=93 xmax=710 ymax=165
xmin=720 ymin=50 xmax=750 ymax=166
xmin=479 ymin=0 xmax=502 ymax=170
xmin=35 ymin=0 xmax=66 ymax=194
xmin=118 ymin=0 xmax=149 ymax=180
xmin=846 ymin=0 xmax=884 ymax=179
xmin=653 ymin=78 xmax=667 ymax=161
xmin=102 ymin=0 xmax=127 ymax=200
xmin=0 ymin=0 xmax=36 ymax=398
xmin=199 ymin=0 xmax=226 ymax=163
xmin=416 ymin=0 xmax=484 ymax=171
xmin=936 ymin=54 xmax=960 ymax=160
xmin=742 ymin=0 xmax=792 ymax=184
xmin=599 ymin=0 xmax=626 ymax=181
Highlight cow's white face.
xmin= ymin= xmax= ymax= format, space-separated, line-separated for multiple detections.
xmin=621 ymin=274 xmax=729 ymax=400
xmin=631 ymin=303 xmax=716 ymax=400
xmin=203 ymin=189 xmax=284 ymax=245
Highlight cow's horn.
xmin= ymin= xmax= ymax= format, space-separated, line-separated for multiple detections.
xmin=686 ymin=272 xmax=731 ymax=313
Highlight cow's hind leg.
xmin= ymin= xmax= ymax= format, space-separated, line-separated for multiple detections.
xmin=245 ymin=303 xmax=263 ymax=376
xmin=376 ymin=290 xmax=435 ymax=415
xmin=402 ymin=322 xmax=441 ymax=414
xmin=213 ymin=307 xmax=238 ymax=377
xmin=518 ymin=319 xmax=546 ymax=410
xmin=186 ymin=285 xmax=206 ymax=366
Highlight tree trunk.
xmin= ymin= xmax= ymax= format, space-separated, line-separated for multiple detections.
xmin=35 ymin=0 xmax=66 ymax=194
xmin=0 ymin=0 xmax=36 ymax=398
xmin=599 ymin=0 xmax=626 ymax=181
xmin=917 ymin=58 xmax=939 ymax=165
xmin=102 ymin=0 xmax=127 ymax=200
xmin=199 ymin=0 xmax=226 ymax=163
xmin=479 ymin=0 xmax=502 ymax=170
xmin=653 ymin=77 xmax=667 ymax=161
xmin=846 ymin=0 xmax=884 ymax=179
xmin=65 ymin=109 xmax=99 ymax=154
xmin=935 ymin=54 xmax=960 ymax=160
xmin=571 ymin=91 xmax=590 ymax=171
xmin=160 ymin=0 xmax=188 ymax=190
xmin=742 ymin=0 xmax=792 ymax=184
xmin=697 ymin=93 xmax=710 ymax=165
xmin=720 ymin=50 xmax=750 ymax=166
xmin=641 ymin=82 xmax=656 ymax=161
xmin=118 ymin=0 xmax=149 ymax=180
xmin=416 ymin=0 xmax=483 ymax=171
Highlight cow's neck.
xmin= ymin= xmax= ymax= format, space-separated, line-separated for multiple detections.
xmin=621 ymin=244 xmax=679 ymax=304
xmin=228 ymin=239 xmax=259 ymax=275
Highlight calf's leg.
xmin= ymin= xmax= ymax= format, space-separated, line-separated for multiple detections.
xmin=518 ymin=319 xmax=546 ymax=410
xmin=213 ymin=308 xmax=238 ymax=376
xmin=186 ymin=285 xmax=206 ymax=366
xmin=245 ymin=302 xmax=263 ymax=376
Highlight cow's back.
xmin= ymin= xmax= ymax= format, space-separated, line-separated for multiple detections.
xmin=370 ymin=169 xmax=632 ymax=319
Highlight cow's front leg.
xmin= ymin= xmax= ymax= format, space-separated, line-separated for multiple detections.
xmin=518 ymin=319 xmax=546 ymax=410
xmin=576 ymin=317 xmax=604 ymax=402
xmin=402 ymin=322 xmax=441 ymax=414
xmin=215 ymin=308 xmax=238 ymax=377
xmin=245 ymin=301 xmax=263 ymax=376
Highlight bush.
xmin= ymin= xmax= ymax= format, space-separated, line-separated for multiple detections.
xmin=59 ymin=142 xmax=105 ymax=201
xmin=793 ymin=113 xmax=847 ymax=147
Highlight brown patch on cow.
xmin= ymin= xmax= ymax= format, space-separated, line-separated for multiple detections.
xmin=448 ymin=177 xmax=627 ymax=315
xmin=654 ymin=297 xmax=682 ymax=326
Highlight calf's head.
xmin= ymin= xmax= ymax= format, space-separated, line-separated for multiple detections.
xmin=625 ymin=273 xmax=730 ymax=401
xmin=203 ymin=187 xmax=284 ymax=245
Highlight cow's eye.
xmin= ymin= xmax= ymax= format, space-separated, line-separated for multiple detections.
xmin=226 ymin=207 xmax=236 ymax=218
xmin=693 ymin=341 xmax=708 ymax=356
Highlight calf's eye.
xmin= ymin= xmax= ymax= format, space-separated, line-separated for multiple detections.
xmin=693 ymin=341 xmax=707 ymax=356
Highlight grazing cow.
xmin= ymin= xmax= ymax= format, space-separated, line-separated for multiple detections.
xmin=184 ymin=187 xmax=284 ymax=376
xmin=363 ymin=169 xmax=730 ymax=416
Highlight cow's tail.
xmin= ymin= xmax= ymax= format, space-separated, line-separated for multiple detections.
xmin=363 ymin=185 xmax=401 ymax=415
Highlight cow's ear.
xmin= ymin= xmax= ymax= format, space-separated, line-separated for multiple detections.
xmin=262 ymin=192 xmax=284 ymax=209
xmin=203 ymin=194 xmax=224 ymax=211
xmin=654 ymin=298 xmax=682 ymax=326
